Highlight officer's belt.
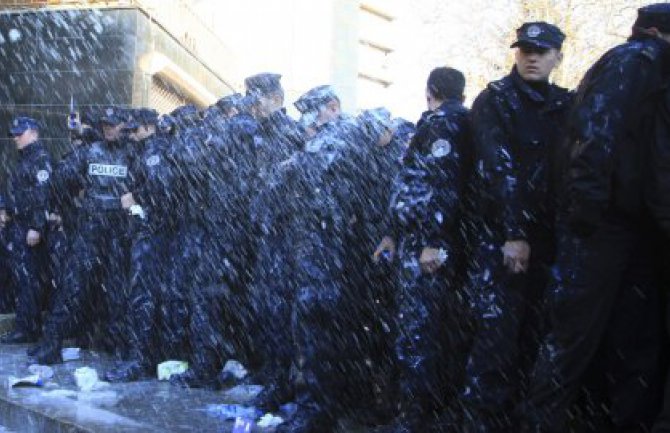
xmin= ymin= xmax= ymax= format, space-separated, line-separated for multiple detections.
xmin=84 ymin=194 xmax=122 ymax=211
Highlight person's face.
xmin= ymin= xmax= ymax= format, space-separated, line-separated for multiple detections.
xmin=13 ymin=129 xmax=38 ymax=149
xmin=425 ymin=88 xmax=443 ymax=111
xmin=102 ymin=122 xmax=124 ymax=141
xmin=132 ymin=124 xmax=156 ymax=142
xmin=377 ymin=126 xmax=396 ymax=147
xmin=224 ymin=107 xmax=239 ymax=119
xmin=258 ymin=92 xmax=284 ymax=117
xmin=515 ymin=45 xmax=562 ymax=82
xmin=316 ymin=100 xmax=341 ymax=126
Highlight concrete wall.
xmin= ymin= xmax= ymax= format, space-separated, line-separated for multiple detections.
xmin=0 ymin=5 xmax=235 ymax=171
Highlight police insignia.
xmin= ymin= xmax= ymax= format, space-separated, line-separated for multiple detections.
xmin=88 ymin=163 xmax=128 ymax=177
xmin=146 ymin=155 xmax=160 ymax=166
xmin=431 ymin=139 xmax=451 ymax=157
xmin=106 ymin=108 xmax=114 ymax=117
xmin=36 ymin=170 xmax=49 ymax=183
xmin=527 ymin=25 xmax=541 ymax=38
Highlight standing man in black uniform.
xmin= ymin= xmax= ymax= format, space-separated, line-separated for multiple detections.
xmin=461 ymin=23 xmax=572 ymax=432
xmin=521 ymin=6 xmax=670 ymax=432
xmin=374 ymin=67 xmax=472 ymax=432
xmin=104 ymin=108 xmax=186 ymax=382
xmin=0 ymin=117 xmax=52 ymax=344
xmin=245 ymin=73 xmax=305 ymax=405
xmin=31 ymin=107 xmax=134 ymax=364
xmin=245 ymin=72 xmax=304 ymax=182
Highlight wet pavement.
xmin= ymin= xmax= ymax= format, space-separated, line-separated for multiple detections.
xmin=0 ymin=344 xmax=372 ymax=433
xmin=0 ymin=344 xmax=272 ymax=433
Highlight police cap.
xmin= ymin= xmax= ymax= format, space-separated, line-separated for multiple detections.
xmin=9 ymin=116 xmax=39 ymax=136
xmin=244 ymin=72 xmax=282 ymax=96
xmin=216 ymin=93 xmax=244 ymax=113
xmin=100 ymin=106 xmax=129 ymax=125
xmin=294 ymin=85 xmax=339 ymax=114
xmin=635 ymin=3 xmax=670 ymax=33
xmin=510 ymin=21 xmax=565 ymax=50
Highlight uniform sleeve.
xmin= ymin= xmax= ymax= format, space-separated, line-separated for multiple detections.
xmin=567 ymin=53 xmax=652 ymax=231
xmin=50 ymin=147 xmax=85 ymax=217
xmin=28 ymin=151 xmax=54 ymax=232
xmin=471 ymin=89 xmax=526 ymax=240
xmin=647 ymin=86 xmax=670 ymax=236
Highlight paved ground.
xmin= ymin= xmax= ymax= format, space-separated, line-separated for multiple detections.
xmin=0 ymin=343 xmax=374 ymax=433
xmin=0 ymin=344 xmax=277 ymax=433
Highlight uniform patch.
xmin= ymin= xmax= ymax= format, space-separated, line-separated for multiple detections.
xmin=36 ymin=170 xmax=49 ymax=183
xmin=88 ymin=163 xmax=128 ymax=178
xmin=146 ymin=155 xmax=160 ymax=166
xmin=431 ymin=139 xmax=452 ymax=158
xmin=527 ymin=25 xmax=541 ymax=38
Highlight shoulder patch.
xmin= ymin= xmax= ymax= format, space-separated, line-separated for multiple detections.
xmin=431 ymin=139 xmax=452 ymax=158
xmin=146 ymin=155 xmax=160 ymax=166
xmin=36 ymin=170 xmax=49 ymax=183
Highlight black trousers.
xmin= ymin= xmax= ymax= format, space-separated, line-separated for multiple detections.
xmin=523 ymin=217 xmax=664 ymax=432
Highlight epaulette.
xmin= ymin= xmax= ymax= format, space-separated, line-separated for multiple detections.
xmin=640 ymin=43 xmax=659 ymax=62
xmin=488 ymin=78 xmax=511 ymax=93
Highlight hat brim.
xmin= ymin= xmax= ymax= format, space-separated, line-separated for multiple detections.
xmin=101 ymin=117 xmax=123 ymax=125
xmin=510 ymin=39 xmax=555 ymax=50
xmin=9 ymin=126 xmax=27 ymax=136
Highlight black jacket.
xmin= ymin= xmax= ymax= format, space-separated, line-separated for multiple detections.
xmin=3 ymin=140 xmax=53 ymax=232
xmin=565 ymin=34 xmax=670 ymax=234
xmin=390 ymin=99 xmax=472 ymax=252
xmin=471 ymin=67 xmax=572 ymax=241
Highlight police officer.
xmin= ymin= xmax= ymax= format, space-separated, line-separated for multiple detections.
xmin=169 ymin=99 xmax=258 ymax=389
xmin=262 ymin=113 xmax=380 ymax=433
xmin=461 ymin=23 xmax=572 ymax=432
xmin=0 ymin=193 xmax=13 ymax=314
xmin=521 ymin=6 xmax=670 ymax=432
xmin=372 ymin=68 xmax=471 ymax=432
xmin=104 ymin=108 xmax=187 ymax=382
xmin=245 ymin=72 xmax=304 ymax=182
xmin=216 ymin=92 xmax=244 ymax=119
xmin=31 ymin=106 xmax=134 ymax=364
xmin=0 ymin=117 xmax=52 ymax=344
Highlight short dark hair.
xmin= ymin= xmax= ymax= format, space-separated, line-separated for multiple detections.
xmin=427 ymin=67 xmax=465 ymax=101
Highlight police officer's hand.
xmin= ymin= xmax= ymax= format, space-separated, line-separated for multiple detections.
xmin=501 ymin=240 xmax=530 ymax=274
xmin=373 ymin=236 xmax=396 ymax=263
xmin=48 ymin=212 xmax=62 ymax=228
xmin=420 ymin=247 xmax=444 ymax=274
xmin=120 ymin=192 xmax=137 ymax=210
xmin=26 ymin=229 xmax=41 ymax=247
xmin=0 ymin=210 xmax=9 ymax=229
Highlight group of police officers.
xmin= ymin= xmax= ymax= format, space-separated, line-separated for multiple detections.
xmin=3 ymin=4 xmax=670 ymax=432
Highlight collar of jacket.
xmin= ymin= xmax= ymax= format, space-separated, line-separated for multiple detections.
xmin=510 ymin=66 xmax=548 ymax=103
xmin=435 ymin=98 xmax=466 ymax=114
xmin=509 ymin=66 xmax=571 ymax=111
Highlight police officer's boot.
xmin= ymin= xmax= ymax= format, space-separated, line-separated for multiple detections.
xmin=27 ymin=340 xmax=45 ymax=356
xmin=30 ymin=339 xmax=62 ymax=365
xmin=1 ymin=330 xmax=37 ymax=344
xmin=105 ymin=359 xmax=150 ymax=383
xmin=169 ymin=349 xmax=218 ymax=389
xmin=373 ymin=400 xmax=428 ymax=433
xmin=248 ymin=373 xmax=293 ymax=411
xmin=275 ymin=403 xmax=334 ymax=433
